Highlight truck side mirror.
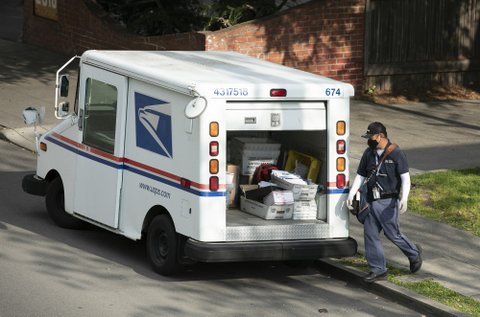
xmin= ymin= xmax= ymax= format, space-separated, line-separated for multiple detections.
xmin=60 ymin=74 xmax=69 ymax=97
xmin=56 ymin=101 xmax=70 ymax=118
xmin=184 ymin=96 xmax=207 ymax=119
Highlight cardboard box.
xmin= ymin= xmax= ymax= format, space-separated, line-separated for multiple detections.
xmin=231 ymin=137 xmax=281 ymax=152
xmin=293 ymin=200 xmax=317 ymax=220
xmin=271 ymin=171 xmax=318 ymax=201
xmin=227 ymin=164 xmax=240 ymax=208
xmin=237 ymin=152 xmax=279 ymax=175
xmin=230 ymin=138 xmax=281 ymax=176
xmin=241 ymin=185 xmax=284 ymax=203
xmin=263 ymin=190 xmax=294 ymax=206
xmin=240 ymin=196 xmax=293 ymax=220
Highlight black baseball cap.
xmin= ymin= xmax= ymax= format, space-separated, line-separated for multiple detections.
xmin=362 ymin=122 xmax=387 ymax=138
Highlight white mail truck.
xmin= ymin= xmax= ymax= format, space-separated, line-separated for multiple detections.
xmin=22 ymin=50 xmax=357 ymax=275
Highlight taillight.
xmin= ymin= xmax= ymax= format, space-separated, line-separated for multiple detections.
xmin=210 ymin=141 xmax=219 ymax=156
xmin=335 ymin=120 xmax=347 ymax=189
xmin=209 ymin=122 xmax=219 ymax=137
xmin=337 ymin=157 xmax=346 ymax=172
xmin=210 ymin=159 xmax=219 ymax=174
xmin=337 ymin=140 xmax=346 ymax=154
xmin=209 ymin=176 xmax=219 ymax=191
xmin=336 ymin=174 xmax=346 ymax=188
xmin=336 ymin=121 xmax=346 ymax=135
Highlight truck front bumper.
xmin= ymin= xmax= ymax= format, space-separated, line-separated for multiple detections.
xmin=22 ymin=174 xmax=47 ymax=196
xmin=184 ymin=237 xmax=357 ymax=262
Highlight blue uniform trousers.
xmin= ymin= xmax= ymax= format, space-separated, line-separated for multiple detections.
xmin=364 ymin=198 xmax=419 ymax=274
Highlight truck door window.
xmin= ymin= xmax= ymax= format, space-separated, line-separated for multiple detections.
xmin=83 ymin=78 xmax=118 ymax=154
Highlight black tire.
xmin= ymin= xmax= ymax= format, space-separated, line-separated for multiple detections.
xmin=45 ymin=177 xmax=86 ymax=229
xmin=146 ymin=215 xmax=182 ymax=275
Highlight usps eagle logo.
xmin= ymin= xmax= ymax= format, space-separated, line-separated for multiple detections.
xmin=135 ymin=92 xmax=173 ymax=158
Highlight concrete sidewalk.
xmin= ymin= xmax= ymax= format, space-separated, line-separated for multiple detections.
xmin=0 ymin=39 xmax=479 ymax=314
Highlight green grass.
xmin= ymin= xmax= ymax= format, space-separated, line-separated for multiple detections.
xmin=338 ymin=255 xmax=480 ymax=316
xmin=409 ymin=168 xmax=480 ymax=236
xmin=389 ymin=277 xmax=480 ymax=316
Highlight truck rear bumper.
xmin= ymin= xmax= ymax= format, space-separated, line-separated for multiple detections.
xmin=22 ymin=174 xmax=47 ymax=196
xmin=184 ymin=237 xmax=357 ymax=262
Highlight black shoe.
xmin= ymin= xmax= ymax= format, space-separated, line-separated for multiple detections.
xmin=363 ymin=271 xmax=387 ymax=283
xmin=410 ymin=244 xmax=423 ymax=273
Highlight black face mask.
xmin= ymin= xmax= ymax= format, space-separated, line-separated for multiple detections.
xmin=368 ymin=138 xmax=378 ymax=149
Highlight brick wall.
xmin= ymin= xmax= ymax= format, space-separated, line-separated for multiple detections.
xmin=23 ymin=0 xmax=205 ymax=55
xmin=23 ymin=0 xmax=365 ymax=92
xmin=206 ymin=0 xmax=365 ymax=91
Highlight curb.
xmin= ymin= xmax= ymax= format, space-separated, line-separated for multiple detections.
xmin=314 ymin=259 xmax=469 ymax=317
xmin=0 ymin=127 xmax=35 ymax=152
xmin=0 ymin=125 xmax=54 ymax=153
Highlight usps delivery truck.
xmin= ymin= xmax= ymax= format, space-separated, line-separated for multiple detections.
xmin=22 ymin=50 xmax=357 ymax=275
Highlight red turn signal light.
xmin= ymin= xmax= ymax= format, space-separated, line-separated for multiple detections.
xmin=336 ymin=174 xmax=346 ymax=188
xmin=209 ymin=176 xmax=219 ymax=191
xmin=270 ymin=89 xmax=287 ymax=97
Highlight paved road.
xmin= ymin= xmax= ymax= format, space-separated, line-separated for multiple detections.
xmin=0 ymin=141 xmax=419 ymax=317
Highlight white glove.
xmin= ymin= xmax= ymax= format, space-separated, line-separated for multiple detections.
xmin=399 ymin=172 xmax=411 ymax=215
xmin=399 ymin=199 xmax=408 ymax=214
xmin=346 ymin=197 xmax=354 ymax=211
xmin=346 ymin=175 xmax=365 ymax=211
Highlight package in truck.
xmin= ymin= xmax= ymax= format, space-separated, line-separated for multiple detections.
xmin=230 ymin=137 xmax=281 ymax=175
xmin=270 ymin=170 xmax=318 ymax=201
xmin=284 ymin=150 xmax=322 ymax=182
xmin=240 ymin=196 xmax=293 ymax=220
xmin=293 ymin=200 xmax=318 ymax=220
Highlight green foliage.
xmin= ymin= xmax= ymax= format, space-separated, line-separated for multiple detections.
xmin=95 ymin=0 xmax=299 ymax=35
xmin=202 ymin=0 xmax=290 ymax=31
xmin=95 ymin=0 xmax=205 ymax=35
xmin=366 ymin=85 xmax=376 ymax=96
xmin=409 ymin=168 xmax=480 ymax=236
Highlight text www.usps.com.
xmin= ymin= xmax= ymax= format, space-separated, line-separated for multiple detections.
xmin=139 ymin=183 xmax=171 ymax=199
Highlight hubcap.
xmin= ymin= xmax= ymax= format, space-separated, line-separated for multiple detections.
xmin=155 ymin=231 xmax=168 ymax=260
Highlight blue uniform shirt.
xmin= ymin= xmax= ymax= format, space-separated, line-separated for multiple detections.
xmin=357 ymin=142 xmax=409 ymax=202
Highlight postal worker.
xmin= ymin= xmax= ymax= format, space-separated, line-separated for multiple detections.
xmin=347 ymin=122 xmax=422 ymax=283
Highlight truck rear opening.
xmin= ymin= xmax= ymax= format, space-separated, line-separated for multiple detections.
xmin=184 ymin=98 xmax=356 ymax=262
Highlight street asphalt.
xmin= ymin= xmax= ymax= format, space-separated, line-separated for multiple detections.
xmin=0 ymin=21 xmax=479 ymax=317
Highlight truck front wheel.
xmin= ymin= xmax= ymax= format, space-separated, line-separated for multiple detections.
xmin=45 ymin=177 xmax=86 ymax=229
xmin=146 ymin=215 xmax=181 ymax=275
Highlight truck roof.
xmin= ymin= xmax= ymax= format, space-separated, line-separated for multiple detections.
xmin=81 ymin=50 xmax=354 ymax=97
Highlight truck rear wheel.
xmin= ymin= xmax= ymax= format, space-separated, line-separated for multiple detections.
xmin=146 ymin=215 xmax=182 ymax=275
xmin=45 ymin=177 xmax=86 ymax=229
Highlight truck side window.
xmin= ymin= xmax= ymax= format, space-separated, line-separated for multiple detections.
xmin=83 ymin=78 xmax=118 ymax=154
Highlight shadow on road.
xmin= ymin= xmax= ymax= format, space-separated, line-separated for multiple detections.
xmin=0 ymin=170 xmax=330 ymax=283
xmin=0 ymin=40 xmax=68 ymax=85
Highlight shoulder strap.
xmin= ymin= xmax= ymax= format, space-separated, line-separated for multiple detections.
xmin=379 ymin=143 xmax=398 ymax=164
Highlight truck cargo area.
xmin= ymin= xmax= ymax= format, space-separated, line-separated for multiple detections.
xmin=225 ymin=129 xmax=332 ymax=241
